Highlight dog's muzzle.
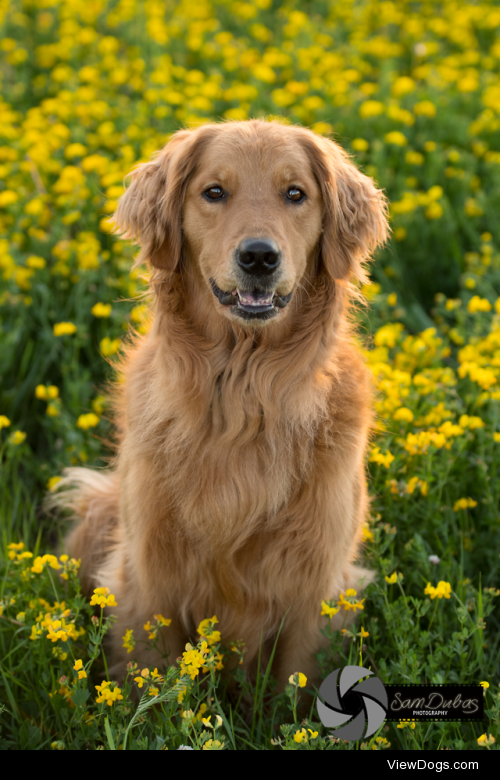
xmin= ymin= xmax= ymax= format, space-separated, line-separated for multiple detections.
xmin=209 ymin=278 xmax=293 ymax=320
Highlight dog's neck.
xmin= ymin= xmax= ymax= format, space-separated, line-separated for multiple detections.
xmin=148 ymin=267 xmax=352 ymax=434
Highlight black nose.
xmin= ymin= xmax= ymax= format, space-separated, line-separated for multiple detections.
xmin=237 ymin=238 xmax=281 ymax=276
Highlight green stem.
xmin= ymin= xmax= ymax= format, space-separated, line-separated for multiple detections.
xmin=427 ymin=599 xmax=439 ymax=632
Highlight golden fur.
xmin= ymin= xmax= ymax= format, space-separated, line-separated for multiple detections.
xmin=54 ymin=120 xmax=389 ymax=687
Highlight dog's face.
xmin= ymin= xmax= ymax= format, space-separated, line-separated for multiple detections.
xmin=182 ymin=124 xmax=323 ymax=324
xmin=114 ymin=120 xmax=389 ymax=328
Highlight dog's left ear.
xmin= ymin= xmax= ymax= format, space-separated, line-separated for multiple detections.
xmin=112 ymin=127 xmax=213 ymax=271
xmin=300 ymin=131 xmax=389 ymax=284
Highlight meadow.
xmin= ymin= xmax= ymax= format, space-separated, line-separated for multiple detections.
xmin=0 ymin=0 xmax=499 ymax=750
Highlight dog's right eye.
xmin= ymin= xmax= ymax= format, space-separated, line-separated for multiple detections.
xmin=204 ymin=186 xmax=225 ymax=200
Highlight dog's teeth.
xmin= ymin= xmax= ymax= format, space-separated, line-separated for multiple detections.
xmin=236 ymin=289 xmax=275 ymax=306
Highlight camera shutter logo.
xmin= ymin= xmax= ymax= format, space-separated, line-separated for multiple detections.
xmin=317 ymin=666 xmax=388 ymax=741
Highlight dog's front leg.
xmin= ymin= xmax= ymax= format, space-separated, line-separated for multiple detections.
xmin=273 ymin=451 xmax=373 ymax=694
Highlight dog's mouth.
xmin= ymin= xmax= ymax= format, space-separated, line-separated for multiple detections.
xmin=210 ymin=279 xmax=293 ymax=320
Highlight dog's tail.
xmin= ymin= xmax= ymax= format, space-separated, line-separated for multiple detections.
xmin=47 ymin=468 xmax=120 ymax=595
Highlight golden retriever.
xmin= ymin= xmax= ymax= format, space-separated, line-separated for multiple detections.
xmin=55 ymin=119 xmax=389 ymax=688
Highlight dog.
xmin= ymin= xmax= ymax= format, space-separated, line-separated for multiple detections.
xmin=55 ymin=119 xmax=389 ymax=688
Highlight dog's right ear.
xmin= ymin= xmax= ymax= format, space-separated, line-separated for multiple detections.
xmin=113 ymin=128 xmax=205 ymax=271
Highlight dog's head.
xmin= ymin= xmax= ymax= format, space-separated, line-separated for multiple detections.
xmin=114 ymin=120 xmax=389 ymax=327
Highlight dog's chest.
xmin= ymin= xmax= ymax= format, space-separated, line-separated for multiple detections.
xmin=158 ymin=407 xmax=316 ymax=537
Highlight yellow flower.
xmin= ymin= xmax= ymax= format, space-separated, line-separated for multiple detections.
xmin=453 ymin=497 xmax=477 ymax=512
xmin=95 ymin=681 xmax=123 ymax=706
xmin=385 ymin=573 xmax=398 ymax=584
xmin=406 ymin=150 xmax=424 ymax=167
xmin=477 ymin=733 xmax=495 ymax=746
xmin=89 ymin=587 xmax=117 ymax=608
xmin=53 ymin=322 xmax=77 ymax=337
xmin=47 ymin=476 xmax=62 ymax=491
xmin=154 ymin=614 xmax=171 ymax=627
xmin=202 ymin=739 xmax=224 ymax=750
xmin=180 ymin=643 xmax=209 ymax=680
xmin=424 ymin=582 xmax=436 ymax=599
xmin=31 ymin=554 xmax=60 ymax=573
xmin=143 ymin=620 xmax=156 ymax=639
xmin=465 ymin=198 xmax=483 ymax=217
xmin=369 ymin=447 xmax=394 ymax=468
xmin=35 ymin=385 xmax=48 ymax=399
xmin=9 ymin=431 xmax=26 ymax=445
xmin=393 ymin=407 xmax=414 ymax=423
xmin=351 ymin=138 xmax=369 ymax=152
xmin=26 ymin=255 xmax=46 ymax=269
xmin=391 ymin=76 xmax=415 ymax=97
xmin=0 ymin=190 xmax=19 ymax=207
xmin=479 ymin=681 xmax=489 ymax=689
xmin=361 ymin=524 xmax=374 ymax=542
xmin=251 ymin=63 xmax=276 ymax=83
xmin=76 ymin=413 xmax=100 ymax=430
xmin=373 ymin=322 xmax=404 ymax=348
xmin=122 ymin=629 xmax=135 ymax=653
xmin=293 ymin=728 xmax=308 ymax=743
xmin=288 ymin=672 xmax=307 ymax=688
xmin=321 ymin=599 xmax=340 ymax=618
xmin=387 ymin=293 xmax=397 ymax=306
xmin=468 ymin=296 xmax=492 ymax=313
xmin=100 ymin=336 xmax=121 ymax=356
xmin=91 ymin=302 xmax=112 ymax=317
xmin=414 ymin=100 xmax=436 ymax=118
xmin=359 ymin=100 xmax=384 ymax=119
xmin=359 ymin=627 xmax=370 ymax=638
xmin=338 ymin=591 xmax=365 ymax=612
xmin=459 ymin=415 xmax=484 ymax=430
xmin=73 ymin=659 xmax=87 ymax=679
xmin=384 ymin=131 xmax=407 ymax=147
xmin=425 ymin=581 xmax=452 ymax=600
xmin=65 ymin=143 xmax=87 ymax=159
xmin=197 ymin=615 xmax=221 ymax=646
xmin=0 ymin=415 xmax=11 ymax=429
xmin=426 ymin=202 xmax=443 ymax=220
xmin=308 ymin=730 xmax=319 ymax=739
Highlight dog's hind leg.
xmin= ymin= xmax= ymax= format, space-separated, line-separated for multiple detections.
xmin=47 ymin=467 xmax=120 ymax=596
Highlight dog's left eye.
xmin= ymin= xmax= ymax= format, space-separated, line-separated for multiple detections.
xmin=286 ymin=187 xmax=306 ymax=203
xmin=204 ymin=186 xmax=225 ymax=200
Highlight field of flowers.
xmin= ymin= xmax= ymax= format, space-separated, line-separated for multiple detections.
xmin=1 ymin=0 xmax=500 ymax=751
